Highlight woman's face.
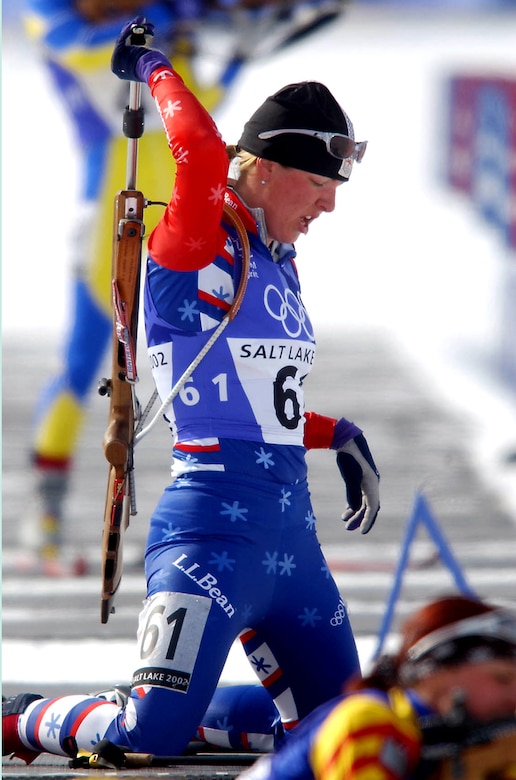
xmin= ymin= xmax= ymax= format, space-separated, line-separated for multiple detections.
xmin=447 ymin=659 xmax=516 ymax=720
xmin=261 ymin=163 xmax=342 ymax=244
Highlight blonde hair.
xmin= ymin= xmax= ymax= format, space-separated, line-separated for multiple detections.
xmin=226 ymin=145 xmax=258 ymax=173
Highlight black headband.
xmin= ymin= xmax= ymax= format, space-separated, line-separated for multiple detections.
xmin=238 ymin=81 xmax=355 ymax=182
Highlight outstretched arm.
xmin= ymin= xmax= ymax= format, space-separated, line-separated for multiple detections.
xmin=111 ymin=16 xmax=229 ymax=272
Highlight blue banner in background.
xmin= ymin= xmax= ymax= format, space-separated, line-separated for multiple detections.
xmin=446 ymin=75 xmax=516 ymax=251
xmin=446 ymin=74 xmax=516 ymax=387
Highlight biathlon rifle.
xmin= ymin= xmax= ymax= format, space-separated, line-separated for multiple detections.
xmin=421 ymin=713 xmax=516 ymax=780
xmin=98 ymin=22 xmax=147 ymax=624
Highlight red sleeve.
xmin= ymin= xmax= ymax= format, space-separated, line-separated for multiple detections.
xmin=146 ymin=66 xmax=229 ymax=271
xmin=303 ymin=411 xmax=337 ymax=450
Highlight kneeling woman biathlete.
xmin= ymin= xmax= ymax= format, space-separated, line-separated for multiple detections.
xmin=3 ymin=16 xmax=380 ymax=761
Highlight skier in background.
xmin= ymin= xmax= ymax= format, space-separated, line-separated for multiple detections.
xmin=21 ymin=0 xmax=346 ymax=575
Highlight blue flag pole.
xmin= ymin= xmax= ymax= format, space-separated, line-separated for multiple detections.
xmin=372 ymin=491 xmax=477 ymax=661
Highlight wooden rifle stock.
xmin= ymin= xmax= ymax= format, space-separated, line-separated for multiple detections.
xmin=100 ymin=188 xmax=145 ymax=624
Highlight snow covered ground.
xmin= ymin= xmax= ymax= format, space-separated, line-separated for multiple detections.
xmin=4 ymin=4 xmax=516 ymax=522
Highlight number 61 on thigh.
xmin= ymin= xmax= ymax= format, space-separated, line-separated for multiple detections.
xmin=132 ymin=591 xmax=212 ymax=693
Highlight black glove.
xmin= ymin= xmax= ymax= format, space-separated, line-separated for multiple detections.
xmin=336 ymin=433 xmax=380 ymax=534
xmin=111 ymin=16 xmax=169 ymax=82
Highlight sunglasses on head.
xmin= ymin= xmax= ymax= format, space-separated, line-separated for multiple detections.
xmin=257 ymin=128 xmax=367 ymax=162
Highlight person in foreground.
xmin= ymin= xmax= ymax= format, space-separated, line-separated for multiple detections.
xmin=2 ymin=16 xmax=380 ymax=761
xmin=237 ymin=594 xmax=516 ymax=780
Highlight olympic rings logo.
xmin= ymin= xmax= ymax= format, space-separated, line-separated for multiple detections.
xmin=263 ymin=285 xmax=314 ymax=339
xmin=330 ymin=600 xmax=348 ymax=626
